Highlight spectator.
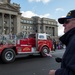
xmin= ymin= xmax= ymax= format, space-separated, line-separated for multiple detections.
xmin=49 ymin=9 xmax=75 ymax=75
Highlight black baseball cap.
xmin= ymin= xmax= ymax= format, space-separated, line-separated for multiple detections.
xmin=58 ymin=10 xmax=75 ymax=24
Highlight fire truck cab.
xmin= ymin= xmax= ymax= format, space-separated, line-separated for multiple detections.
xmin=0 ymin=33 xmax=53 ymax=63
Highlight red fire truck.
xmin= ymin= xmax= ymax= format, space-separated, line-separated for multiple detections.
xmin=0 ymin=33 xmax=53 ymax=63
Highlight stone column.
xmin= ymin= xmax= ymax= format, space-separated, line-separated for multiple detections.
xmin=52 ymin=27 xmax=55 ymax=36
xmin=43 ymin=25 xmax=46 ymax=33
xmin=53 ymin=27 xmax=55 ymax=36
xmin=50 ymin=27 xmax=52 ymax=36
xmin=14 ymin=14 xmax=21 ymax=34
xmin=2 ymin=13 xmax=4 ymax=34
xmin=55 ymin=26 xmax=58 ymax=36
xmin=13 ymin=15 xmax=17 ymax=34
xmin=9 ymin=14 xmax=11 ymax=33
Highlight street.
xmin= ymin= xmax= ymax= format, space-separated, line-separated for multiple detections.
xmin=0 ymin=49 xmax=65 ymax=75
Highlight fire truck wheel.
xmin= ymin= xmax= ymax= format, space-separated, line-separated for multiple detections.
xmin=40 ymin=46 xmax=50 ymax=57
xmin=1 ymin=49 xmax=16 ymax=63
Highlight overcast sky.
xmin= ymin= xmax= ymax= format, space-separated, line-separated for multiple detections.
xmin=11 ymin=0 xmax=75 ymax=36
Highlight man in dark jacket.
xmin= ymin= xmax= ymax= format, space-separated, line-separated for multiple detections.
xmin=49 ymin=10 xmax=75 ymax=75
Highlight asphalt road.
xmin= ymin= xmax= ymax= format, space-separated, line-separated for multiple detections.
xmin=0 ymin=49 xmax=65 ymax=75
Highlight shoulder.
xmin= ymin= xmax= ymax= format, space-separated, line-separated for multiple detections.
xmin=67 ymin=34 xmax=75 ymax=49
xmin=70 ymin=34 xmax=75 ymax=42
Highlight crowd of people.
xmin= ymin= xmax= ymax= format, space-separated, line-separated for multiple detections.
xmin=52 ymin=39 xmax=65 ymax=50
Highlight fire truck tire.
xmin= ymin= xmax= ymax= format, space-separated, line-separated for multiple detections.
xmin=40 ymin=46 xmax=50 ymax=57
xmin=1 ymin=49 xmax=16 ymax=63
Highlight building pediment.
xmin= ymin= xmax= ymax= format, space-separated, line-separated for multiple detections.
xmin=0 ymin=3 xmax=20 ymax=12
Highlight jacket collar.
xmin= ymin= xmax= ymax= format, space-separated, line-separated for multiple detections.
xmin=59 ymin=27 xmax=75 ymax=45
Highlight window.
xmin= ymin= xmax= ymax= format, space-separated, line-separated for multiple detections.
xmin=49 ymin=27 xmax=51 ymax=30
xmin=24 ymin=26 xmax=27 ymax=29
xmin=27 ymin=20 xmax=29 ymax=23
xmin=21 ymin=19 xmax=24 ymax=22
xmin=46 ymin=26 xmax=48 ymax=30
xmin=4 ymin=21 xmax=7 ymax=25
xmin=54 ymin=22 xmax=57 ymax=25
xmin=40 ymin=26 xmax=42 ymax=29
xmin=30 ymin=26 xmax=32 ymax=30
xmin=43 ymin=21 xmax=47 ymax=24
xmin=48 ymin=22 xmax=51 ymax=24
xmin=27 ymin=26 xmax=30 ymax=29
xmin=21 ymin=26 xmax=24 ymax=29
xmin=30 ymin=21 xmax=33 ymax=24
xmin=39 ymin=35 xmax=44 ymax=39
xmin=11 ymin=22 xmax=14 ymax=24
xmin=51 ymin=22 xmax=53 ymax=24
xmin=24 ymin=20 xmax=27 ymax=23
